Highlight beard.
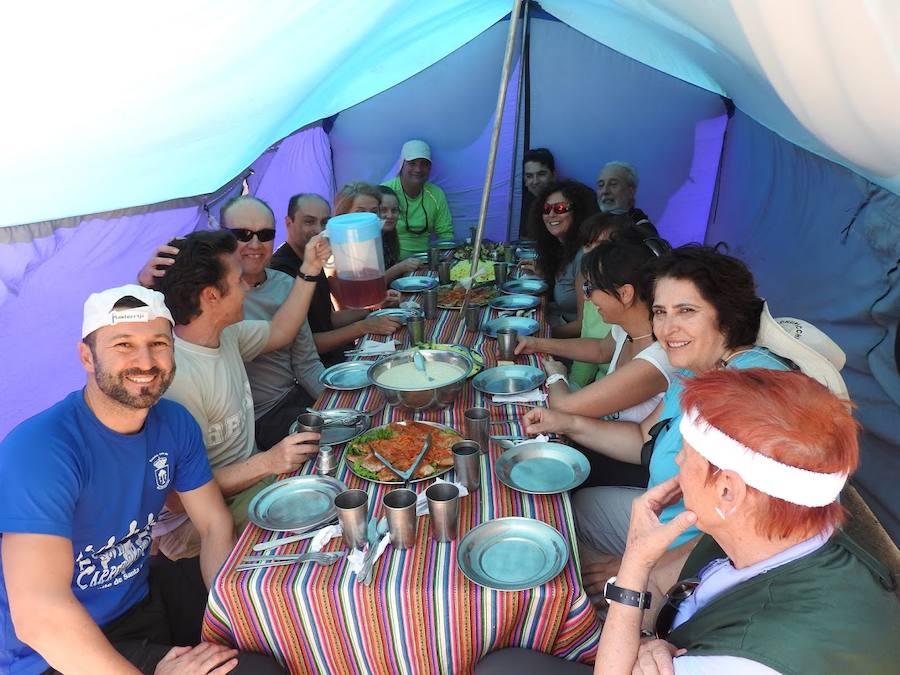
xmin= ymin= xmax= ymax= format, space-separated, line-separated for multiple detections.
xmin=93 ymin=363 xmax=175 ymax=409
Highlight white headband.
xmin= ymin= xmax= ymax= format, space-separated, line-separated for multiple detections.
xmin=679 ymin=408 xmax=847 ymax=507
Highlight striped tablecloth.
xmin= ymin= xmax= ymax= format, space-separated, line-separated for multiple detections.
xmin=202 ymin=284 xmax=601 ymax=674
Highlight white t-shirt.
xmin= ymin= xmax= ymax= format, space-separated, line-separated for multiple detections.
xmin=164 ymin=321 xmax=270 ymax=469
xmin=602 ymin=325 xmax=675 ymax=423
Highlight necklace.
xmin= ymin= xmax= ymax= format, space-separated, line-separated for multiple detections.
xmin=625 ymin=331 xmax=653 ymax=342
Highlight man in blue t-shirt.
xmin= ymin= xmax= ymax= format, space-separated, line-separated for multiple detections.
xmin=0 ymin=285 xmax=283 ymax=674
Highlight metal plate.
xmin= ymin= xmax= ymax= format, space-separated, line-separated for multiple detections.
xmin=369 ymin=308 xmax=415 ymax=320
xmin=482 ymin=316 xmax=540 ymax=338
xmin=432 ymin=239 xmax=459 ymax=250
xmin=457 ymin=517 xmax=569 ymax=591
xmin=502 ymin=278 xmax=549 ymax=295
xmin=390 ymin=276 xmax=439 ymax=293
xmin=247 ymin=475 xmax=347 ymax=532
xmin=515 ymin=248 xmax=538 ymax=261
xmin=472 ymin=365 xmax=546 ymax=395
xmin=410 ymin=252 xmax=429 ymax=262
xmin=345 ymin=420 xmax=459 ymax=484
xmin=289 ymin=408 xmax=371 ymax=446
xmin=319 ymin=361 xmax=371 ymax=390
xmin=489 ymin=293 xmax=541 ymax=312
xmin=420 ymin=343 xmax=484 ymax=377
xmin=494 ymin=442 xmax=590 ymax=494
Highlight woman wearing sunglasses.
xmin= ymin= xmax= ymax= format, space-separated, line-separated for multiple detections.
xmin=477 ymin=369 xmax=898 ymax=674
xmin=528 ymin=180 xmax=599 ymax=337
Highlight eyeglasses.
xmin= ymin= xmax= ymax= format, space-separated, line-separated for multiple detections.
xmin=227 ymin=228 xmax=276 ymax=243
xmin=542 ymin=202 xmax=572 ymax=216
xmin=582 ymin=279 xmax=594 ymax=298
xmin=654 ymin=577 xmax=700 ymax=639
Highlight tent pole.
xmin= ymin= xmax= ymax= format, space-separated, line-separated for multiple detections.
xmin=465 ymin=0 xmax=523 ymax=296
xmin=504 ymin=0 xmax=530 ymax=242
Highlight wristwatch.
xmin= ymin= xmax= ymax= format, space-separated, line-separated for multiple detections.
xmin=296 ymin=270 xmax=320 ymax=282
xmin=545 ymin=373 xmax=569 ymax=387
xmin=603 ymin=576 xmax=652 ymax=609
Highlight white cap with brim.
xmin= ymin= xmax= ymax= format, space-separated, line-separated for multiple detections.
xmin=82 ymin=284 xmax=174 ymax=339
xmin=756 ymin=301 xmax=849 ymax=399
xmin=400 ymin=139 xmax=431 ymax=162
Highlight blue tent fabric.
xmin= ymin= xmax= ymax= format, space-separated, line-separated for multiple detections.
xmin=0 ymin=3 xmax=897 ymax=538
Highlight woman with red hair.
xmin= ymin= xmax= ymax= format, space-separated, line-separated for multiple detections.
xmin=477 ymin=369 xmax=899 ymax=674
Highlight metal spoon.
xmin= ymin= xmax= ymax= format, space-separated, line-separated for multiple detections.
xmin=413 ymin=351 xmax=435 ymax=382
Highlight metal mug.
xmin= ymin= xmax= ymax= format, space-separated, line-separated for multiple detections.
xmin=493 ymin=262 xmax=508 ymax=286
xmin=464 ymin=406 xmax=490 ymax=454
xmin=316 ymin=445 xmax=338 ymax=476
xmin=407 ymin=311 xmax=425 ymax=345
xmin=496 ymin=327 xmax=517 ymax=361
xmin=428 ymin=246 xmax=440 ymax=270
xmin=334 ymin=489 xmax=369 ymax=550
xmin=452 ymin=441 xmax=481 ymax=492
xmin=426 ymin=482 xmax=460 ymax=542
xmin=464 ymin=303 xmax=480 ymax=332
xmin=438 ymin=261 xmax=451 ymax=285
xmin=295 ymin=412 xmax=324 ymax=449
xmin=422 ymin=288 xmax=438 ymax=319
xmin=382 ymin=489 xmax=418 ymax=550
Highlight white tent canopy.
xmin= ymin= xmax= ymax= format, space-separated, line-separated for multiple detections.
xmin=1 ymin=1 xmax=897 ymax=537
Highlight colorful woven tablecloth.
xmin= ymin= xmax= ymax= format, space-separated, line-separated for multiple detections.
xmin=202 ymin=285 xmax=600 ymax=674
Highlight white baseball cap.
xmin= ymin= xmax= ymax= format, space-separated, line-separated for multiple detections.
xmin=82 ymin=284 xmax=174 ymax=339
xmin=400 ymin=139 xmax=431 ymax=162
xmin=755 ymin=301 xmax=848 ymax=399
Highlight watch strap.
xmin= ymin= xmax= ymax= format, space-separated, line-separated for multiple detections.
xmin=604 ymin=576 xmax=652 ymax=609
xmin=296 ymin=270 xmax=319 ymax=282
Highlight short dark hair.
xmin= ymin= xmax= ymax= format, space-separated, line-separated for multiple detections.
xmin=155 ymin=230 xmax=238 ymax=325
xmin=581 ymin=228 xmax=666 ymax=306
xmin=529 ymin=180 xmax=598 ymax=280
xmin=287 ymin=193 xmax=329 ymax=220
xmin=651 ymin=244 xmax=763 ymax=350
xmin=578 ymin=212 xmax=635 ymax=245
xmin=219 ymin=195 xmax=275 ymax=229
xmin=82 ymin=295 xmax=149 ymax=351
xmin=378 ymin=185 xmax=398 ymax=200
xmin=524 ymin=148 xmax=555 ymax=173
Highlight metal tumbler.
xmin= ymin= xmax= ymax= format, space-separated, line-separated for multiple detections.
xmin=382 ymin=489 xmax=418 ymax=550
xmin=452 ymin=441 xmax=482 ymax=492
xmin=464 ymin=303 xmax=481 ymax=332
xmin=295 ymin=412 xmax=324 ymax=449
xmin=407 ymin=311 xmax=425 ymax=345
xmin=464 ymin=406 xmax=491 ymax=454
xmin=426 ymin=482 xmax=460 ymax=542
xmin=438 ymin=261 xmax=451 ymax=285
xmin=334 ymin=489 xmax=369 ymax=550
xmin=316 ymin=445 xmax=338 ymax=476
xmin=428 ymin=246 xmax=440 ymax=270
xmin=493 ymin=261 xmax=508 ymax=286
xmin=496 ymin=327 xmax=517 ymax=361
xmin=422 ymin=288 xmax=438 ymax=319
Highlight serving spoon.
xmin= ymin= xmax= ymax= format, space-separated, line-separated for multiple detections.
xmin=413 ymin=351 xmax=435 ymax=382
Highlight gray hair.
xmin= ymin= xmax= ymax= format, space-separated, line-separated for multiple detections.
xmin=602 ymin=161 xmax=639 ymax=190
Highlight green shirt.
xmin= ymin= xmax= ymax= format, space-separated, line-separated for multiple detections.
xmin=569 ymin=301 xmax=612 ymax=389
xmin=382 ymin=177 xmax=453 ymax=258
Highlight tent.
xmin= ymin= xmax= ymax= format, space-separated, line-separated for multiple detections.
xmin=1 ymin=1 xmax=897 ymax=540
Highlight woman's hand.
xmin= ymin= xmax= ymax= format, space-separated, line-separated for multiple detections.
xmin=515 ymin=335 xmax=541 ymax=355
xmin=522 ymin=406 xmax=573 ymax=436
xmin=542 ymin=355 xmax=568 ymax=378
xmin=381 ymin=289 xmax=402 ymax=307
xmin=398 ymin=257 xmax=423 ymax=274
xmin=622 ymin=477 xmax=697 ymax=573
xmin=137 ymin=243 xmax=180 ymax=288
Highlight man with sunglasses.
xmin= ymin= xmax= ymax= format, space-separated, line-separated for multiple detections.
xmin=381 ymin=139 xmax=453 ymax=259
xmin=145 ymin=216 xmax=331 ymax=561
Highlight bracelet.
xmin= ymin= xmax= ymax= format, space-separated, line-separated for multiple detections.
xmin=296 ymin=269 xmax=319 ymax=282
xmin=545 ymin=373 xmax=569 ymax=387
xmin=604 ymin=576 xmax=652 ymax=609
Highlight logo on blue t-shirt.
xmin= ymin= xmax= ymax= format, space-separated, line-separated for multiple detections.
xmin=74 ymin=514 xmax=156 ymax=591
xmin=150 ymin=451 xmax=171 ymax=490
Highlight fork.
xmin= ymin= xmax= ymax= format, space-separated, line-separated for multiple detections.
xmin=235 ymin=550 xmax=345 ymax=572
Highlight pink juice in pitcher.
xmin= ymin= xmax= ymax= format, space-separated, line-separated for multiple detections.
xmin=336 ymin=272 xmax=386 ymax=309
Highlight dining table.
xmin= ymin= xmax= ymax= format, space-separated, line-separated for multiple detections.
xmin=202 ymin=267 xmax=601 ymax=674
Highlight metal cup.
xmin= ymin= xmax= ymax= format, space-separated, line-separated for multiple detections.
xmin=438 ymin=261 xmax=451 ymax=285
xmin=493 ymin=261 xmax=508 ymax=286
xmin=407 ymin=311 xmax=425 ymax=345
xmin=464 ymin=303 xmax=481 ymax=332
xmin=382 ymin=489 xmax=418 ymax=550
xmin=428 ymin=246 xmax=440 ymax=270
xmin=422 ymin=288 xmax=438 ymax=319
xmin=426 ymin=482 xmax=460 ymax=542
xmin=452 ymin=441 xmax=482 ymax=492
xmin=316 ymin=445 xmax=338 ymax=476
xmin=503 ymin=244 xmax=515 ymax=264
xmin=496 ymin=327 xmax=517 ymax=361
xmin=464 ymin=406 xmax=490 ymax=454
xmin=334 ymin=489 xmax=369 ymax=550
xmin=295 ymin=412 xmax=324 ymax=449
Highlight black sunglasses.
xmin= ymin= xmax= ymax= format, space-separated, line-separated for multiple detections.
xmin=227 ymin=228 xmax=276 ymax=243
xmin=582 ymin=279 xmax=594 ymax=298
xmin=654 ymin=577 xmax=700 ymax=639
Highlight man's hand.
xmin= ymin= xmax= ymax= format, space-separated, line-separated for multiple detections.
xmin=582 ymin=554 xmax=622 ymax=597
xmin=137 ymin=244 xmax=180 ymax=288
xmin=397 ymin=258 xmax=423 ymax=274
xmin=542 ymin=355 xmax=568 ymax=378
xmin=623 ymin=477 xmax=697 ymax=572
xmin=360 ymin=315 xmax=402 ymax=336
xmin=299 ymin=233 xmax=331 ymax=277
xmin=381 ymin=289 xmax=402 ymax=308
xmin=632 ymin=638 xmax=686 ymax=675
xmin=265 ymin=432 xmax=321 ymax=475
xmin=154 ymin=643 xmax=238 ymax=675
xmin=514 ymin=335 xmax=541 ymax=356
xmin=522 ymin=406 xmax=572 ymax=436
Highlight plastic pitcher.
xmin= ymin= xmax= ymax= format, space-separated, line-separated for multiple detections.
xmin=324 ymin=213 xmax=386 ymax=309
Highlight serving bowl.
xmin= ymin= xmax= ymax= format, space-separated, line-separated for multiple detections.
xmin=367 ymin=348 xmax=474 ymax=411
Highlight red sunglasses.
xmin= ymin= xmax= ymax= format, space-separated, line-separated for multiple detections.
xmin=542 ymin=202 xmax=572 ymax=216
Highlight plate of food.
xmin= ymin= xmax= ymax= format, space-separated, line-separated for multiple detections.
xmin=437 ymin=283 xmax=499 ymax=309
xmin=449 ymin=259 xmax=495 ymax=284
xmin=345 ymin=420 xmax=462 ymax=484
xmin=453 ymin=241 xmax=502 ymax=261
xmin=418 ymin=342 xmax=484 ymax=377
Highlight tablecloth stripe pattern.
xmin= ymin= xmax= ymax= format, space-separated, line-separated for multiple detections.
xmin=203 ymin=279 xmax=601 ymax=674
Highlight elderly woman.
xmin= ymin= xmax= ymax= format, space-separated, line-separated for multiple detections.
xmin=528 ymin=180 xmax=599 ymax=336
xmin=477 ymin=369 xmax=899 ymax=674
xmin=524 ymin=246 xmax=792 ymax=562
